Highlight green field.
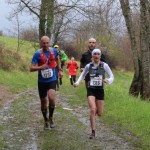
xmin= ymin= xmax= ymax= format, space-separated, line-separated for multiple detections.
xmin=0 ymin=36 xmax=150 ymax=149
xmin=0 ymin=36 xmax=36 ymax=57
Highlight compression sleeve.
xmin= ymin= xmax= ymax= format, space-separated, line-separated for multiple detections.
xmin=75 ymin=64 xmax=90 ymax=85
xmin=104 ymin=63 xmax=114 ymax=84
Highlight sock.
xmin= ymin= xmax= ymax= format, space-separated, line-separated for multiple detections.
xmin=92 ymin=130 xmax=95 ymax=133
xmin=56 ymin=78 xmax=59 ymax=88
xmin=59 ymin=78 xmax=62 ymax=85
xmin=70 ymin=78 xmax=73 ymax=85
xmin=41 ymin=109 xmax=48 ymax=122
xmin=49 ymin=106 xmax=55 ymax=118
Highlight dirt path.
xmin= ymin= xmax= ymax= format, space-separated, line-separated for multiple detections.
xmin=58 ymin=93 xmax=136 ymax=150
xmin=0 ymin=88 xmax=40 ymax=150
xmin=0 ymin=87 xmax=137 ymax=150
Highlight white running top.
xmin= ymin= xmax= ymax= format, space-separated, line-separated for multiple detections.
xmin=75 ymin=62 xmax=114 ymax=85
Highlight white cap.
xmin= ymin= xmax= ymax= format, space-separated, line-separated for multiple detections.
xmin=92 ymin=48 xmax=101 ymax=56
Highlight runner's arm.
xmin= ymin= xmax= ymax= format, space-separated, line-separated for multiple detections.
xmin=74 ymin=64 xmax=89 ymax=86
xmin=104 ymin=63 xmax=114 ymax=84
xmin=56 ymin=55 xmax=63 ymax=78
xmin=30 ymin=63 xmax=48 ymax=72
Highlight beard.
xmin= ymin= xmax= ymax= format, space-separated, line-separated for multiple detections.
xmin=89 ymin=46 xmax=95 ymax=51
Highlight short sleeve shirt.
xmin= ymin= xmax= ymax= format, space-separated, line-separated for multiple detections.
xmin=31 ymin=48 xmax=58 ymax=83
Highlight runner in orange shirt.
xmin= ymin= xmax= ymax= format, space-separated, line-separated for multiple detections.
xmin=66 ymin=57 xmax=78 ymax=85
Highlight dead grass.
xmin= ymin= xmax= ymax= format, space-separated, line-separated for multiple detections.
xmin=0 ymin=44 xmax=29 ymax=71
xmin=0 ymin=85 xmax=15 ymax=107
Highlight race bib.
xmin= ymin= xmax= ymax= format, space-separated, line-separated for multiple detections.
xmin=90 ymin=75 xmax=102 ymax=86
xmin=41 ymin=68 xmax=53 ymax=78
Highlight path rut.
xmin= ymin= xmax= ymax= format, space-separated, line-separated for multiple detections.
xmin=0 ymin=88 xmax=138 ymax=150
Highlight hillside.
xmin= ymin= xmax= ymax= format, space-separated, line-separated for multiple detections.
xmin=0 ymin=36 xmax=37 ymax=93
xmin=0 ymin=36 xmax=36 ymax=71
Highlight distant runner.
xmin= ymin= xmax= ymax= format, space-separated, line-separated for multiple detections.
xmin=66 ymin=57 xmax=78 ymax=85
xmin=54 ymin=44 xmax=68 ymax=85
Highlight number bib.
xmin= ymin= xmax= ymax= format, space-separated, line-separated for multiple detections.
xmin=90 ymin=75 xmax=102 ymax=86
xmin=41 ymin=68 xmax=53 ymax=78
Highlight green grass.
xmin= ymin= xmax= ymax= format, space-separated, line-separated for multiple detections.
xmin=0 ymin=69 xmax=37 ymax=93
xmin=0 ymin=36 xmax=36 ymax=58
xmin=103 ymin=71 xmax=150 ymax=148
xmin=0 ymin=36 xmax=39 ymax=93
xmin=59 ymin=70 xmax=150 ymax=149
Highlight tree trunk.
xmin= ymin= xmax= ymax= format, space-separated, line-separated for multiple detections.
xmin=39 ymin=0 xmax=47 ymax=40
xmin=39 ymin=0 xmax=54 ymax=40
xmin=140 ymin=0 xmax=150 ymax=99
xmin=46 ymin=0 xmax=54 ymax=37
xmin=119 ymin=0 xmax=142 ymax=97
xmin=129 ymin=59 xmax=142 ymax=96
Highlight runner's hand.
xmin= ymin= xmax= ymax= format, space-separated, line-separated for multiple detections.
xmin=80 ymin=68 xmax=84 ymax=72
xmin=103 ymin=79 xmax=108 ymax=84
xmin=73 ymin=83 xmax=78 ymax=87
xmin=40 ymin=64 xmax=49 ymax=70
xmin=58 ymin=71 xmax=63 ymax=78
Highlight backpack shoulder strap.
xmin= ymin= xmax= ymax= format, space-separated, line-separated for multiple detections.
xmin=99 ymin=62 xmax=104 ymax=68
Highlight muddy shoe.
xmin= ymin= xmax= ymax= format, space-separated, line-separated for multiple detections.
xmin=89 ymin=132 xmax=95 ymax=139
xmin=49 ymin=118 xmax=55 ymax=128
xmin=44 ymin=122 xmax=49 ymax=130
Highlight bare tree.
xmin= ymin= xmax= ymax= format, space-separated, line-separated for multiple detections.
xmin=8 ymin=14 xmax=24 ymax=53
xmin=71 ymin=0 xmax=122 ymax=56
xmin=119 ymin=0 xmax=150 ymax=99
xmin=7 ymin=0 xmax=83 ymax=42
xmin=140 ymin=0 xmax=150 ymax=99
xmin=21 ymin=26 xmax=39 ymax=51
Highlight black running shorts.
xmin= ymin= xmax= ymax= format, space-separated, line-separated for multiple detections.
xmin=38 ymin=80 xmax=57 ymax=98
xmin=87 ymin=88 xmax=104 ymax=100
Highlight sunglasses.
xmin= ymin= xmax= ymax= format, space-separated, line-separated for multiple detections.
xmin=93 ymin=53 xmax=100 ymax=55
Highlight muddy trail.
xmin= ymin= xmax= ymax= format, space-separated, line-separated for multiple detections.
xmin=0 ymin=88 xmax=139 ymax=150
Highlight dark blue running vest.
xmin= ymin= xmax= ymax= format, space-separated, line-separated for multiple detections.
xmin=88 ymin=62 xmax=105 ymax=89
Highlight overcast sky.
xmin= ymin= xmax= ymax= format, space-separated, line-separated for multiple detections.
xmin=0 ymin=0 xmax=37 ymax=35
xmin=0 ymin=0 xmax=11 ymax=32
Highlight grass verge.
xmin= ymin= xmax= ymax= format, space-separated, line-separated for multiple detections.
xmin=59 ymin=70 xmax=150 ymax=149
xmin=0 ymin=69 xmax=37 ymax=93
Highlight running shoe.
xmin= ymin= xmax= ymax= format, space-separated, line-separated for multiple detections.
xmin=49 ymin=118 xmax=55 ymax=128
xmin=89 ymin=132 xmax=95 ymax=139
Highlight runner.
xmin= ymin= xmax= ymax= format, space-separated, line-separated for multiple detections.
xmin=66 ymin=57 xmax=78 ymax=85
xmin=54 ymin=45 xmax=68 ymax=85
xmin=53 ymin=45 xmax=60 ymax=90
xmin=74 ymin=48 xmax=114 ymax=139
xmin=30 ymin=36 xmax=63 ymax=129
xmin=80 ymin=38 xmax=106 ymax=89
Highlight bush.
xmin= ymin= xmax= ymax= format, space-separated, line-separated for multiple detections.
xmin=0 ymin=43 xmax=29 ymax=71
